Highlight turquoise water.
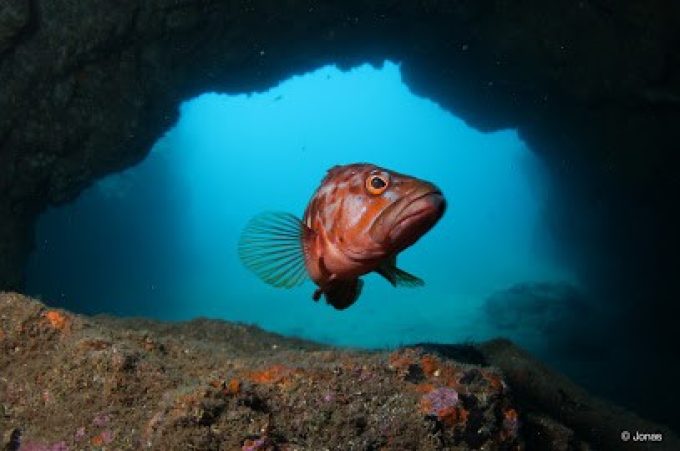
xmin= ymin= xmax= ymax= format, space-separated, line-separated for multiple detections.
xmin=26 ymin=61 xmax=575 ymax=349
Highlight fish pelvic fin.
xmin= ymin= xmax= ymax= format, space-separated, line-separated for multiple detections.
xmin=323 ymin=278 xmax=364 ymax=310
xmin=375 ymin=256 xmax=424 ymax=288
xmin=238 ymin=211 xmax=311 ymax=288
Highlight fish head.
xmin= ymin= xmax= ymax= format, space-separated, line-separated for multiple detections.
xmin=306 ymin=163 xmax=446 ymax=265
xmin=366 ymin=166 xmax=446 ymax=255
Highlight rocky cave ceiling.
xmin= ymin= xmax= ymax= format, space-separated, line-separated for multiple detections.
xmin=1 ymin=0 xmax=679 ymax=338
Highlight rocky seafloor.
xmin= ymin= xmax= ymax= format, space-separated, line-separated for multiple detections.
xmin=0 ymin=292 xmax=677 ymax=450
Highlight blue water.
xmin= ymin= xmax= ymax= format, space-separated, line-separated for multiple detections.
xmin=26 ymin=61 xmax=575 ymax=350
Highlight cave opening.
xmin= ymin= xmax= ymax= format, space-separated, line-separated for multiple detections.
xmin=25 ymin=61 xmax=576 ymax=351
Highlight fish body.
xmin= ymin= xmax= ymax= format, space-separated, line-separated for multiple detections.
xmin=238 ymin=163 xmax=446 ymax=309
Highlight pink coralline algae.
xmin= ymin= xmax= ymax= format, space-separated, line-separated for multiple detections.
xmin=100 ymin=429 xmax=114 ymax=444
xmin=420 ymin=387 xmax=459 ymax=415
xmin=92 ymin=413 xmax=111 ymax=427
xmin=242 ymin=437 xmax=268 ymax=451
xmin=322 ymin=391 xmax=336 ymax=403
xmin=74 ymin=427 xmax=86 ymax=441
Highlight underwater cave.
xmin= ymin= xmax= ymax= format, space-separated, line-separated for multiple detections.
xmin=26 ymin=61 xmax=575 ymax=349
xmin=19 ymin=59 xmax=679 ymax=437
xmin=1 ymin=1 xmax=679 ymax=448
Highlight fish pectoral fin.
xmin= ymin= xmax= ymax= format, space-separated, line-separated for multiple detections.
xmin=375 ymin=258 xmax=424 ymax=288
xmin=238 ymin=211 xmax=311 ymax=289
xmin=323 ymin=278 xmax=364 ymax=310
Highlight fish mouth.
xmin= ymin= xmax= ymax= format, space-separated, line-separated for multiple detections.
xmin=388 ymin=190 xmax=446 ymax=248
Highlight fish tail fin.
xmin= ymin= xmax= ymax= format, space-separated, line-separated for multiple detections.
xmin=238 ymin=212 xmax=309 ymax=288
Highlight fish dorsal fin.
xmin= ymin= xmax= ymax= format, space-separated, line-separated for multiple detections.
xmin=324 ymin=278 xmax=364 ymax=310
xmin=238 ymin=212 xmax=310 ymax=288
xmin=375 ymin=256 xmax=424 ymax=288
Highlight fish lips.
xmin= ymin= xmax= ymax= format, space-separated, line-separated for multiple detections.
xmin=382 ymin=190 xmax=446 ymax=251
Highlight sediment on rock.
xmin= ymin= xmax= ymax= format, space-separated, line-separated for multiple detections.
xmin=0 ymin=293 xmax=519 ymax=449
xmin=1 ymin=293 xmax=678 ymax=450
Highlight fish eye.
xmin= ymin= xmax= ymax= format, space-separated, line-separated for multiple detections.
xmin=365 ymin=173 xmax=389 ymax=195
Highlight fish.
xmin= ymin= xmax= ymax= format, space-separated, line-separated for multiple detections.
xmin=238 ymin=163 xmax=446 ymax=310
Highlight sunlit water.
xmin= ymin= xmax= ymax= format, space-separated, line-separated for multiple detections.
xmin=26 ymin=61 xmax=575 ymax=350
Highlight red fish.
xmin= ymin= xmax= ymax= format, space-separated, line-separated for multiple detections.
xmin=238 ymin=163 xmax=446 ymax=309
